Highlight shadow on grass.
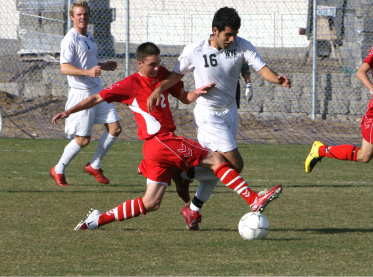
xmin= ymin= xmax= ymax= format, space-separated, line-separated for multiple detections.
xmin=271 ymin=228 xmax=373 ymax=234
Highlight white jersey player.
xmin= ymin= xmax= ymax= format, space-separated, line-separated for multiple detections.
xmin=147 ymin=7 xmax=290 ymax=230
xmin=50 ymin=0 xmax=121 ymax=187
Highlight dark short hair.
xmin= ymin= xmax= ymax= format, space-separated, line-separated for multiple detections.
xmin=136 ymin=42 xmax=160 ymax=62
xmin=212 ymin=7 xmax=241 ymax=32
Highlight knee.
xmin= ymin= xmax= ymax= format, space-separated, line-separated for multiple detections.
xmin=359 ymin=156 xmax=372 ymax=163
xmin=227 ymin=159 xmax=244 ymax=172
xmin=143 ymin=199 xmax=162 ymax=212
xmin=112 ymin=125 xmax=122 ymax=137
xmin=357 ymin=151 xmax=373 ymax=163
xmin=75 ymin=137 xmax=90 ymax=148
xmin=109 ymin=122 xmax=122 ymax=137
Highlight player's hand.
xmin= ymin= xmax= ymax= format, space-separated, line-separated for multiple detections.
xmin=147 ymin=90 xmax=162 ymax=113
xmin=101 ymin=61 xmax=117 ymax=71
xmin=194 ymin=82 xmax=216 ymax=96
xmin=278 ymin=75 xmax=291 ymax=88
xmin=245 ymin=83 xmax=253 ymax=102
xmin=52 ymin=111 xmax=70 ymax=124
xmin=87 ymin=66 xmax=101 ymax=78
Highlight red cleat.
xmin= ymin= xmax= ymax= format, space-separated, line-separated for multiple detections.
xmin=84 ymin=162 xmax=110 ymax=184
xmin=181 ymin=205 xmax=201 ymax=231
xmin=172 ymin=167 xmax=191 ymax=203
xmin=50 ymin=166 xmax=68 ymax=186
xmin=250 ymin=185 xmax=283 ymax=213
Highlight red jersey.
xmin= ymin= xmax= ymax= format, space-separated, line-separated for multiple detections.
xmin=99 ymin=66 xmax=183 ymax=140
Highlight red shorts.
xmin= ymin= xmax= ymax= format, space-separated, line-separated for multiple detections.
xmin=138 ymin=132 xmax=209 ymax=184
xmin=361 ymin=98 xmax=373 ymax=143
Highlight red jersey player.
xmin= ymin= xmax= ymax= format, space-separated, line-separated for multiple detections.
xmin=305 ymin=44 xmax=373 ymax=173
xmin=52 ymin=42 xmax=282 ymax=231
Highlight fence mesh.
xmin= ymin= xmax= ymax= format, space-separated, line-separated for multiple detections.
xmin=1 ymin=0 xmax=373 ymax=145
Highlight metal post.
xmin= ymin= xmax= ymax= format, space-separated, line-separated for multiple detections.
xmin=312 ymin=0 xmax=317 ymax=120
xmin=67 ymin=0 xmax=72 ymax=98
xmin=67 ymin=0 xmax=72 ymax=30
xmin=125 ymin=0 xmax=130 ymax=77
xmin=0 ymin=106 xmax=2 ymax=136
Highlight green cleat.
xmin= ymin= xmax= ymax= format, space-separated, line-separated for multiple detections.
xmin=305 ymin=141 xmax=325 ymax=173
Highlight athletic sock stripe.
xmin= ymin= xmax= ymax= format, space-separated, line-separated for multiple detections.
xmin=131 ymin=200 xmax=135 ymax=218
xmin=237 ymin=186 xmax=249 ymax=194
xmin=123 ymin=202 xmax=128 ymax=219
xmin=233 ymin=181 xmax=246 ymax=192
xmin=220 ymin=168 xmax=233 ymax=182
xmin=114 ymin=208 xmax=119 ymax=220
xmin=226 ymin=176 xmax=241 ymax=187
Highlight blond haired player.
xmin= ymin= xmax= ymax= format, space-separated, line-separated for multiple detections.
xmin=50 ymin=0 xmax=121 ymax=186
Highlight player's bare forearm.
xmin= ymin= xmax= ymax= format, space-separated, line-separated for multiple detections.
xmin=147 ymin=71 xmax=184 ymax=113
xmin=179 ymin=82 xmax=216 ymax=104
xmin=61 ymin=63 xmax=101 ymax=78
xmin=259 ymin=66 xmax=291 ymax=88
xmin=52 ymin=94 xmax=104 ymax=124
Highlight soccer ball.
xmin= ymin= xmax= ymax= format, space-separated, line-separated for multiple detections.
xmin=238 ymin=212 xmax=269 ymax=240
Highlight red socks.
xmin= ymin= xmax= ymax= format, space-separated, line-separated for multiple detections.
xmin=98 ymin=197 xmax=146 ymax=227
xmin=214 ymin=163 xmax=257 ymax=205
xmin=319 ymin=144 xmax=358 ymax=161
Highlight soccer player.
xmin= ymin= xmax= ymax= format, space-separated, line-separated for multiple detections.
xmin=305 ymin=44 xmax=373 ymax=173
xmin=50 ymin=0 xmax=122 ymax=186
xmin=147 ymin=7 xmax=289 ymax=228
xmin=52 ymin=42 xmax=283 ymax=231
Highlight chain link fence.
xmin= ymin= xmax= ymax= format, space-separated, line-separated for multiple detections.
xmin=1 ymin=0 xmax=373 ymax=145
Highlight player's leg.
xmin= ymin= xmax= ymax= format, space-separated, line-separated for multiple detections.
xmin=85 ymin=123 xmax=121 ymax=184
xmin=305 ymin=141 xmax=361 ymax=173
xmin=85 ymin=102 xmax=121 ymax=184
xmin=51 ymin=89 xmax=95 ymax=186
xmin=74 ymin=180 xmax=167 ymax=230
xmin=356 ymin=138 xmax=373 ymax=162
xmin=50 ymin=135 xmax=90 ymax=186
xmin=198 ymin=151 xmax=283 ymax=213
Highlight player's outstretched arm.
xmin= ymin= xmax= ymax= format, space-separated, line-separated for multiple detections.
xmin=179 ymin=82 xmax=216 ymax=104
xmin=147 ymin=71 xmax=184 ymax=113
xmin=52 ymin=94 xmax=104 ymax=124
xmin=258 ymin=66 xmax=291 ymax=88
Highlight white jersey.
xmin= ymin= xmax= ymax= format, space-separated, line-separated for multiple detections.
xmin=174 ymin=35 xmax=266 ymax=108
xmin=60 ymin=28 xmax=101 ymax=89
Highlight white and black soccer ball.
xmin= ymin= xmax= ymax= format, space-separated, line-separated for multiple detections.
xmin=238 ymin=212 xmax=269 ymax=240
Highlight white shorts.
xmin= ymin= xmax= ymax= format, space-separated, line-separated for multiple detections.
xmin=65 ymin=86 xmax=119 ymax=137
xmin=193 ymin=103 xmax=238 ymax=152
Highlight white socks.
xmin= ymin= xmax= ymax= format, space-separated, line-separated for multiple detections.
xmin=55 ymin=139 xmax=82 ymax=174
xmin=90 ymin=131 xmax=117 ymax=169
xmin=54 ymin=132 xmax=117 ymax=174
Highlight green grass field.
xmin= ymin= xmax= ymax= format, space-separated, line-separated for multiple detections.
xmin=0 ymin=138 xmax=372 ymax=276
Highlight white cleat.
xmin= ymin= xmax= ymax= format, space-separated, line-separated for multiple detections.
xmin=74 ymin=209 xmax=101 ymax=230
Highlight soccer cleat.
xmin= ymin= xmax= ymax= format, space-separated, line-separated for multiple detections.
xmin=50 ymin=166 xmax=68 ymax=186
xmin=172 ymin=167 xmax=192 ymax=203
xmin=84 ymin=162 xmax=110 ymax=184
xmin=181 ymin=205 xmax=201 ymax=231
xmin=74 ymin=209 xmax=101 ymax=230
xmin=305 ymin=141 xmax=325 ymax=173
xmin=250 ymin=185 xmax=283 ymax=213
